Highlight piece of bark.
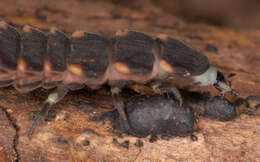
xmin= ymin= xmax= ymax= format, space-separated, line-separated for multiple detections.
xmin=0 ymin=105 xmax=17 ymax=161
xmin=0 ymin=0 xmax=259 ymax=161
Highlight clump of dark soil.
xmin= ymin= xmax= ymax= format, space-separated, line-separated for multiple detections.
xmin=190 ymin=96 xmax=237 ymax=121
xmin=116 ymin=95 xmax=196 ymax=137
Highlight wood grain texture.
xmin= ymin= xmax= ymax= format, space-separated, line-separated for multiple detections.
xmin=0 ymin=0 xmax=259 ymax=161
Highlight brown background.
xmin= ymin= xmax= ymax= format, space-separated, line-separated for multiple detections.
xmin=0 ymin=0 xmax=259 ymax=161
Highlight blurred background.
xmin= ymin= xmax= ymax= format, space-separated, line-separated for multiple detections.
xmin=118 ymin=0 xmax=260 ymax=29
xmin=154 ymin=0 xmax=260 ymax=29
xmin=1 ymin=0 xmax=260 ymax=29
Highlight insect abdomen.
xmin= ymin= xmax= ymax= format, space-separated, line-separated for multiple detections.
xmin=0 ymin=21 xmax=211 ymax=92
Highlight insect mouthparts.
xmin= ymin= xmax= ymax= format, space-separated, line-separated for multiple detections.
xmin=214 ymin=81 xmax=239 ymax=96
xmin=214 ymin=71 xmax=239 ymax=96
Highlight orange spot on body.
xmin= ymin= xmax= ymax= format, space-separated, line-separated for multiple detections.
xmin=184 ymin=72 xmax=191 ymax=76
xmin=116 ymin=29 xmax=129 ymax=37
xmin=0 ymin=21 xmax=8 ymax=30
xmin=50 ymin=27 xmax=58 ymax=34
xmin=157 ymin=34 xmax=168 ymax=41
xmin=160 ymin=59 xmax=175 ymax=73
xmin=113 ymin=62 xmax=131 ymax=74
xmin=68 ymin=64 xmax=84 ymax=76
xmin=72 ymin=31 xmax=85 ymax=38
xmin=44 ymin=61 xmax=52 ymax=73
xmin=23 ymin=25 xmax=32 ymax=33
xmin=18 ymin=59 xmax=27 ymax=72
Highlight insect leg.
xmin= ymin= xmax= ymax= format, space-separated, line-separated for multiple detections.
xmin=29 ymin=85 xmax=68 ymax=137
xmin=151 ymin=80 xmax=183 ymax=106
xmin=111 ymin=87 xmax=130 ymax=131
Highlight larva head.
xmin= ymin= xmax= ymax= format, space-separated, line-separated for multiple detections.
xmin=193 ymin=65 xmax=239 ymax=96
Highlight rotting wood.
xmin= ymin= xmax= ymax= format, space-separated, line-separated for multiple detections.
xmin=0 ymin=0 xmax=259 ymax=161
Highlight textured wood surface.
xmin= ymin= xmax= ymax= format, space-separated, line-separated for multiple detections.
xmin=0 ymin=0 xmax=259 ymax=161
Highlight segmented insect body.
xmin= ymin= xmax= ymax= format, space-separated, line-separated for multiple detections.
xmin=0 ymin=21 xmax=237 ymax=136
xmin=0 ymin=22 xmax=210 ymax=91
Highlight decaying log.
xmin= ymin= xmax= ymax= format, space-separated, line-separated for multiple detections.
xmin=0 ymin=0 xmax=259 ymax=161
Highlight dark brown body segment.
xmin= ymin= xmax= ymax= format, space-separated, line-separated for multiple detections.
xmin=0 ymin=22 xmax=20 ymax=87
xmin=15 ymin=26 xmax=47 ymax=92
xmin=0 ymin=22 xmax=20 ymax=70
xmin=20 ymin=26 xmax=46 ymax=72
xmin=46 ymin=29 xmax=69 ymax=72
xmin=69 ymin=31 xmax=109 ymax=78
xmin=112 ymin=30 xmax=155 ymax=75
xmin=43 ymin=29 xmax=70 ymax=89
xmin=156 ymin=35 xmax=210 ymax=76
